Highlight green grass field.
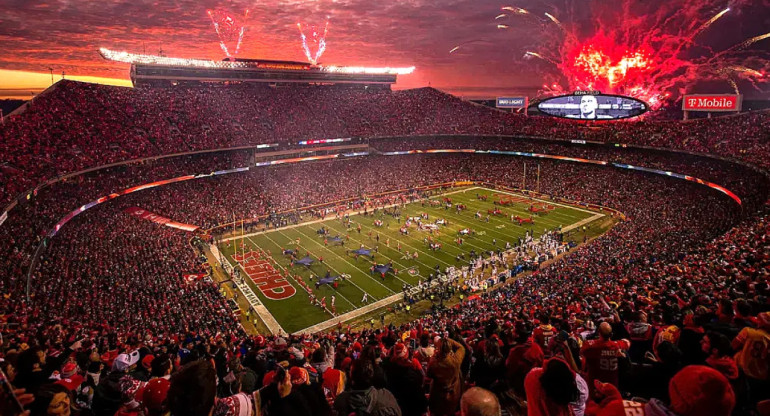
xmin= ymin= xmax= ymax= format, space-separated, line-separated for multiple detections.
xmin=217 ymin=186 xmax=600 ymax=334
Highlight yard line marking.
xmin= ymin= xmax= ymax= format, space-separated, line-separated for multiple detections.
xmin=414 ymin=200 xmax=528 ymax=245
xmin=312 ymin=221 xmax=422 ymax=288
xmin=214 ymin=185 xmax=610 ymax=334
xmin=220 ymin=186 xmax=484 ymax=243
xmin=282 ymin=226 xmax=400 ymax=295
xmin=353 ymin=218 xmax=455 ymax=268
xmin=248 ymin=235 xmax=359 ymax=313
xmin=456 ymin=189 xmax=604 ymax=232
xmin=392 ymin=206 xmax=493 ymax=254
xmin=268 ymin=229 xmax=392 ymax=298
xmin=455 ymin=192 xmax=582 ymax=228
xmin=322 ymin=218 xmax=437 ymax=272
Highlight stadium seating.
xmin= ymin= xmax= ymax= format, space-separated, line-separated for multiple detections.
xmin=1 ymin=81 xmax=769 ymax=416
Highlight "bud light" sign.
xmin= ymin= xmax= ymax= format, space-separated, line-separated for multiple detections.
xmin=496 ymin=97 xmax=528 ymax=109
xmin=682 ymin=94 xmax=742 ymax=112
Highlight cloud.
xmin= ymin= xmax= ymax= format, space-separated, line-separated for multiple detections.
xmin=0 ymin=0 xmax=549 ymax=94
xmin=2 ymin=0 xmax=767 ymax=97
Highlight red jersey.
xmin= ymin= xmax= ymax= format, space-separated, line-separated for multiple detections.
xmin=733 ymin=327 xmax=770 ymax=380
xmin=506 ymin=342 xmax=544 ymax=396
xmin=581 ymin=338 xmax=630 ymax=388
xmin=533 ymin=324 xmax=556 ymax=355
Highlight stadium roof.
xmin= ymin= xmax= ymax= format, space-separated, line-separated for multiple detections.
xmin=99 ymin=48 xmax=415 ymax=75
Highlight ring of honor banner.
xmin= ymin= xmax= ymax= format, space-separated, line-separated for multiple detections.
xmin=124 ymin=207 xmax=199 ymax=232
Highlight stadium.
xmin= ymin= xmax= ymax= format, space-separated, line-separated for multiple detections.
xmin=1 ymin=1 xmax=770 ymax=415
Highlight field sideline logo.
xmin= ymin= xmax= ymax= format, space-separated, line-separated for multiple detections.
xmin=234 ymin=251 xmax=296 ymax=300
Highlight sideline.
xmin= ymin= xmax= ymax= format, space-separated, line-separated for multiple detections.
xmin=212 ymin=185 xmax=609 ymax=335
xmin=210 ymin=244 xmax=287 ymax=336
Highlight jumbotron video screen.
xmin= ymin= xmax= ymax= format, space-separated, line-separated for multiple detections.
xmin=537 ymin=92 xmax=649 ymax=120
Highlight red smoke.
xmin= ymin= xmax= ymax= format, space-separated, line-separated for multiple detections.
xmin=516 ymin=0 xmax=770 ymax=109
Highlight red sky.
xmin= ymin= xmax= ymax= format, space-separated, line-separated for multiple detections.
xmin=0 ymin=0 xmax=768 ymax=99
xmin=0 ymin=0 xmax=547 ymax=98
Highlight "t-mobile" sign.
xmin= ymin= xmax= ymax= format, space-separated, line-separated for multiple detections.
xmin=682 ymin=94 xmax=742 ymax=112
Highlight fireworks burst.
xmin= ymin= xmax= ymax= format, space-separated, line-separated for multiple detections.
xmin=484 ymin=1 xmax=770 ymax=108
xmin=297 ymin=21 xmax=329 ymax=65
xmin=735 ymin=32 xmax=770 ymax=50
xmin=502 ymin=6 xmax=529 ymax=14
xmin=449 ymin=39 xmax=490 ymax=54
xmin=207 ymin=9 xmax=250 ymax=57
xmin=690 ymin=7 xmax=730 ymax=40
xmin=726 ymin=66 xmax=765 ymax=78
xmin=524 ymin=51 xmax=558 ymax=65
xmin=543 ymin=12 xmax=563 ymax=28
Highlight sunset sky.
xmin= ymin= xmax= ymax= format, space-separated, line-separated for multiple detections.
xmin=1 ymin=0 xmax=769 ymax=99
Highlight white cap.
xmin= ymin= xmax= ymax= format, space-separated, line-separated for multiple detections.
xmin=112 ymin=350 xmax=140 ymax=372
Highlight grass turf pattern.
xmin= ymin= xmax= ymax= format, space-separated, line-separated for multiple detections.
xmin=217 ymin=186 xmax=596 ymax=334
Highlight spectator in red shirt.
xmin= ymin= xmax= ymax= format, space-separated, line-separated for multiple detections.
xmin=506 ymin=322 xmax=544 ymax=399
xmin=525 ymin=358 xmax=582 ymax=416
xmin=532 ymin=314 xmax=556 ymax=356
xmin=580 ymin=322 xmax=630 ymax=391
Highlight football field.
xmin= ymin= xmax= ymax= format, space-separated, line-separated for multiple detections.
xmin=215 ymin=186 xmax=601 ymax=334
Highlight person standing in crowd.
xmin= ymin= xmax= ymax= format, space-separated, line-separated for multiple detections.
xmin=427 ymin=336 xmax=466 ymax=416
xmin=580 ymin=322 xmax=630 ymax=391
xmin=383 ymin=342 xmax=427 ymax=416
xmin=334 ymin=359 xmax=402 ymax=416
xmin=731 ymin=312 xmax=770 ymax=405
xmin=167 ymin=360 xmax=217 ymax=416
xmin=92 ymin=351 xmax=140 ymax=416
xmin=524 ymin=358 xmax=582 ymax=416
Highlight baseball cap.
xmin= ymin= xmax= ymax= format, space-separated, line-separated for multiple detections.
xmin=113 ymin=350 xmax=141 ymax=372
xmin=289 ymin=367 xmax=309 ymax=385
xmin=56 ymin=374 xmax=84 ymax=391
xmin=254 ymin=335 xmax=266 ymax=348
xmin=274 ymin=337 xmax=287 ymax=350
xmin=61 ymin=362 xmax=78 ymax=378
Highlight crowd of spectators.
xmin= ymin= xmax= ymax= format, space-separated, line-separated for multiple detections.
xmin=0 ymin=81 xmax=509 ymax=205
xmin=2 ymin=149 xmax=769 ymax=415
xmin=3 ymin=80 xmax=770 ymax=208
xmin=5 ymin=139 xmax=761 ymax=300
xmin=1 ymin=82 xmax=769 ymax=415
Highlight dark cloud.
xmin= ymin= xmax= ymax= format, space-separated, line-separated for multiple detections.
xmin=0 ymin=0 xmax=768 ymax=96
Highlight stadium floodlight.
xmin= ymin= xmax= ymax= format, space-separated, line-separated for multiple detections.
xmin=99 ymin=48 xmax=415 ymax=75
xmin=99 ymin=48 xmax=249 ymax=68
xmin=319 ymin=65 xmax=416 ymax=75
